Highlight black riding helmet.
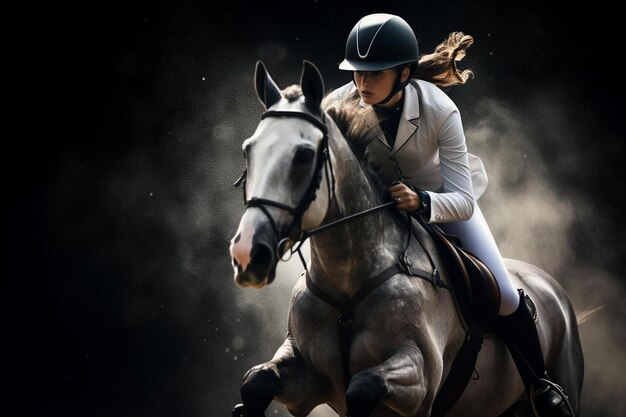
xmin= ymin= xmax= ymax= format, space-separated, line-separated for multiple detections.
xmin=339 ymin=14 xmax=419 ymax=105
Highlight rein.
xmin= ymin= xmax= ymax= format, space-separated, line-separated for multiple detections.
xmin=303 ymin=201 xmax=396 ymax=237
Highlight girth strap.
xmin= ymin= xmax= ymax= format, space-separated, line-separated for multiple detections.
xmin=305 ymin=262 xmax=435 ymax=389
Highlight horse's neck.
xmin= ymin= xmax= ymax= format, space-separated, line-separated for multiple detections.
xmin=309 ymin=127 xmax=405 ymax=295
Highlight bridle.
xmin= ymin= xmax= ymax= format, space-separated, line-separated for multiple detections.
xmin=234 ymin=108 xmax=396 ymax=266
xmin=235 ymin=109 xmax=335 ymax=262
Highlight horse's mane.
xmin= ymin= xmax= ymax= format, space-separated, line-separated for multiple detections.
xmin=322 ymin=92 xmax=389 ymax=202
xmin=322 ymin=95 xmax=376 ymax=160
xmin=283 ymin=85 xmax=303 ymax=102
xmin=282 ymin=85 xmax=377 ymax=158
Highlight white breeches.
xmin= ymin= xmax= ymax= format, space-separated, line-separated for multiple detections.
xmin=438 ymin=205 xmax=520 ymax=316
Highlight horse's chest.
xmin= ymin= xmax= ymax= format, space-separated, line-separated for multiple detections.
xmin=291 ymin=289 xmax=418 ymax=379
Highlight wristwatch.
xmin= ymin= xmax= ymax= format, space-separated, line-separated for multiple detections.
xmin=416 ymin=190 xmax=431 ymax=216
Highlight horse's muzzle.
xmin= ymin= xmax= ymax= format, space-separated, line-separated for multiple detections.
xmin=231 ymin=215 xmax=279 ymax=287
xmin=232 ymin=240 xmax=276 ymax=287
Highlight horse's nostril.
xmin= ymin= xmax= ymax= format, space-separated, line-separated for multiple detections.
xmin=251 ymin=243 xmax=274 ymax=273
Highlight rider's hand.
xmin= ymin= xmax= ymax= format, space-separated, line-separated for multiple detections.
xmin=389 ymin=182 xmax=420 ymax=211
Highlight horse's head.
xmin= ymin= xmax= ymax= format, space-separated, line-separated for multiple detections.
xmin=230 ymin=60 xmax=332 ymax=288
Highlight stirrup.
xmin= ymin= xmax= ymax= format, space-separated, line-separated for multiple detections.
xmin=529 ymin=378 xmax=574 ymax=417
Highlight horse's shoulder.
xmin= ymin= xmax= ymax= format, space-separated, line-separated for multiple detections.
xmin=289 ymin=274 xmax=314 ymax=306
xmin=289 ymin=274 xmax=343 ymax=321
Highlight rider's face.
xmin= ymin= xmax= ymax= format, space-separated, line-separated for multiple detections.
xmin=353 ymin=69 xmax=397 ymax=106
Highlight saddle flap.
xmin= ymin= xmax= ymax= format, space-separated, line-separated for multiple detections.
xmin=430 ymin=225 xmax=501 ymax=326
xmin=457 ymin=246 xmax=501 ymax=324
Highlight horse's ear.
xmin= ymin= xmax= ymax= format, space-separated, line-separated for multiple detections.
xmin=300 ymin=60 xmax=324 ymax=114
xmin=254 ymin=60 xmax=281 ymax=109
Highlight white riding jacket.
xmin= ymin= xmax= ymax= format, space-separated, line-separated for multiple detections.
xmin=328 ymin=79 xmax=488 ymax=224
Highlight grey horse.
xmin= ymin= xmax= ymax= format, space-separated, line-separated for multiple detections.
xmin=229 ymin=60 xmax=583 ymax=417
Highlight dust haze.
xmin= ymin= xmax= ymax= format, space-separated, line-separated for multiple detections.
xmin=104 ymin=60 xmax=625 ymax=415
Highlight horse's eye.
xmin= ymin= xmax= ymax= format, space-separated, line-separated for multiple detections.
xmin=294 ymin=147 xmax=315 ymax=165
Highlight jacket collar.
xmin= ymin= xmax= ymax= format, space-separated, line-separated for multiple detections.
xmin=363 ymin=82 xmax=420 ymax=152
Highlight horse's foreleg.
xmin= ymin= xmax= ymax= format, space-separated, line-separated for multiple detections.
xmin=238 ymin=358 xmax=279 ymax=417
xmin=347 ymin=343 xmax=429 ymax=417
xmin=239 ymin=333 xmax=322 ymax=417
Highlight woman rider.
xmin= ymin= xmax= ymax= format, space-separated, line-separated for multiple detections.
xmin=329 ymin=13 xmax=571 ymax=417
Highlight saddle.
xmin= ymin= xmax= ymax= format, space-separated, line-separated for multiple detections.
xmin=428 ymin=224 xmax=501 ymax=329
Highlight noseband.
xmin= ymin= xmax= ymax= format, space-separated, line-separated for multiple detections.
xmin=235 ymin=109 xmax=336 ymax=260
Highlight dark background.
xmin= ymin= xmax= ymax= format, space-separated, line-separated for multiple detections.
xmin=11 ymin=1 xmax=625 ymax=416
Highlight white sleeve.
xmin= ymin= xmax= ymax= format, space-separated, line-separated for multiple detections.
xmin=424 ymin=109 xmax=476 ymax=223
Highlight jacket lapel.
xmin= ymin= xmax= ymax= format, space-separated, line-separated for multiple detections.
xmin=358 ymin=84 xmax=421 ymax=151
xmin=393 ymin=83 xmax=420 ymax=153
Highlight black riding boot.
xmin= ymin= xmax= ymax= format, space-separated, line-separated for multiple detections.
xmin=497 ymin=290 xmax=572 ymax=417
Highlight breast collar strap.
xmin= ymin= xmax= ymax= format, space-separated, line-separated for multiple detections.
xmin=305 ymin=254 xmax=441 ymax=390
xmin=304 ymin=263 xmax=403 ymax=389
xmin=303 ymin=213 xmax=447 ymax=390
